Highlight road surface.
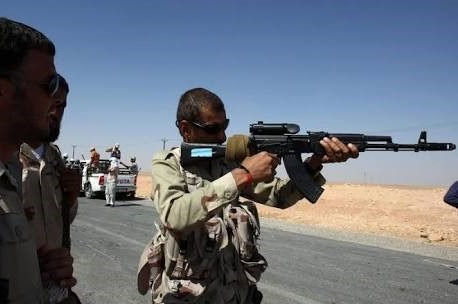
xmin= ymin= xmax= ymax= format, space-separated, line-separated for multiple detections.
xmin=71 ymin=198 xmax=458 ymax=304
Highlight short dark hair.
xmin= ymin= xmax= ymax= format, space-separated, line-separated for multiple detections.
xmin=176 ymin=87 xmax=226 ymax=123
xmin=58 ymin=73 xmax=69 ymax=93
xmin=0 ymin=17 xmax=55 ymax=75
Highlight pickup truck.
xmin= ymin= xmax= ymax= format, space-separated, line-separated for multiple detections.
xmin=78 ymin=159 xmax=137 ymax=199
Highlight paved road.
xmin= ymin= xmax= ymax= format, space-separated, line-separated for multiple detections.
xmin=71 ymin=198 xmax=458 ymax=304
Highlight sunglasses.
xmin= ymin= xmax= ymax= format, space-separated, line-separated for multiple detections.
xmin=39 ymin=73 xmax=61 ymax=97
xmin=0 ymin=72 xmax=60 ymax=98
xmin=191 ymin=119 xmax=230 ymax=134
xmin=176 ymin=119 xmax=230 ymax=134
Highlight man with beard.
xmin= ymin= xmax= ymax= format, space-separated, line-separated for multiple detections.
xmin=20 ymin=74 xmax=82 ymax=303
xmin=0 ymin=17 xmax=75 ymax=303
xmin=139 ymin=87 xmax=359 ymax=304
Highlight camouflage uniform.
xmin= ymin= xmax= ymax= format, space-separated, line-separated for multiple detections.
xmin=20 ymin=143 xmax=78 ymax=303
xmin=0 ymin=160 xmax=46 ymax=303
xmin=139 ymin=148 xmax=325 ymax=304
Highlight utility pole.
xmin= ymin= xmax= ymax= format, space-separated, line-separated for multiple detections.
xmin=72 ymin=145 xmax=76 ymax=159
xmin=160 ymin=138 xmax=169 ymax=150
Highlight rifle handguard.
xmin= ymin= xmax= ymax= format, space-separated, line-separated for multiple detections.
xmin=226 ymin=134 xmax=251 ymax=162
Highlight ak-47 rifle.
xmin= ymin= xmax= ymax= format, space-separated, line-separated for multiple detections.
xmin=181 ymin=121 xmax=456 ymax=204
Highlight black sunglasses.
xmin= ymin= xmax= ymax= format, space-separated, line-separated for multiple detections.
xmin=175 ymin=119 xmax=230 ymax=134
xmin=191 ymin=119 xmax=230 ymax=134
xmin=0 ymin=72 xmax=60 ymax=98
xmin=39 ymin=73 xmax=61 ymax=97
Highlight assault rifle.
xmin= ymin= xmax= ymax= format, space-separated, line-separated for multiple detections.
xmin=181 ymin=121 xmax=456 ymax=203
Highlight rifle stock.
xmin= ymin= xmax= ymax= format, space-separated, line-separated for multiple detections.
xmin=180 ymin=122 xmax=456 ymax=203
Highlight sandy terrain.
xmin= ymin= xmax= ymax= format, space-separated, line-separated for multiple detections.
xmin=135 ymin=172 xmax=458 ymax=247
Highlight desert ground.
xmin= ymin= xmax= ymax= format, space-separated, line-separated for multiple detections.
xmin=135 ymin=172 xmax=458 ymax=247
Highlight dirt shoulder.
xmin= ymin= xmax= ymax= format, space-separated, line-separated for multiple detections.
xmin=135 ymin=173 xmax=458 ymax=247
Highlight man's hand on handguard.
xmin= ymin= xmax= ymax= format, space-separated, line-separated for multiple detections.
xmin=307 ymin=136 xmax=359 ymax=169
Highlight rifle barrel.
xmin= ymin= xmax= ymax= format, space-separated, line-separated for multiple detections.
xmin=360 ymin=142 xmax=456 ymax=152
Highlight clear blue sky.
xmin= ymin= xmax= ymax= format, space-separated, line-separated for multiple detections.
xmin=3 ymin=0 xmax=457 ymax=186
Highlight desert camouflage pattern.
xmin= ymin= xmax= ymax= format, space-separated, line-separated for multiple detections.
xmin=138 ymin=148 xmax=325 ymax=303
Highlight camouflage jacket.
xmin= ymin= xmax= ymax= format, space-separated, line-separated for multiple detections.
xmin=139 ymin=147 xmax=325 ymax=304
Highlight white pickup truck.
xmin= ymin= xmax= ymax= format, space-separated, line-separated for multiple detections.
xmin=78 ymin=159 xmax=137 ymax=199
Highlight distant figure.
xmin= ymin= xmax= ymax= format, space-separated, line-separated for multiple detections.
xmin=443 ymin=181 xmax=458 ymax=208
xmin=62 ymin=153 xmax=70 ymax=167
xmin=129 ymin=157 xmax=139 ymax=175
xmin=105 ymin=157 xmax=119 ymax=207
xmin=121 ymin=156 xmax=139 ymax=176
xmin=82 ymin=162 xmax=89 ymax=184
xmin=88 ymin=147 xmax=100 ymax=168
xmin=106 ymin=143 xmax=121 ymax=160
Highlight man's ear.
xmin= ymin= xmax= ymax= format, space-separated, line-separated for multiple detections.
xmin=179 ymin=120 xmax=192 ymax=142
